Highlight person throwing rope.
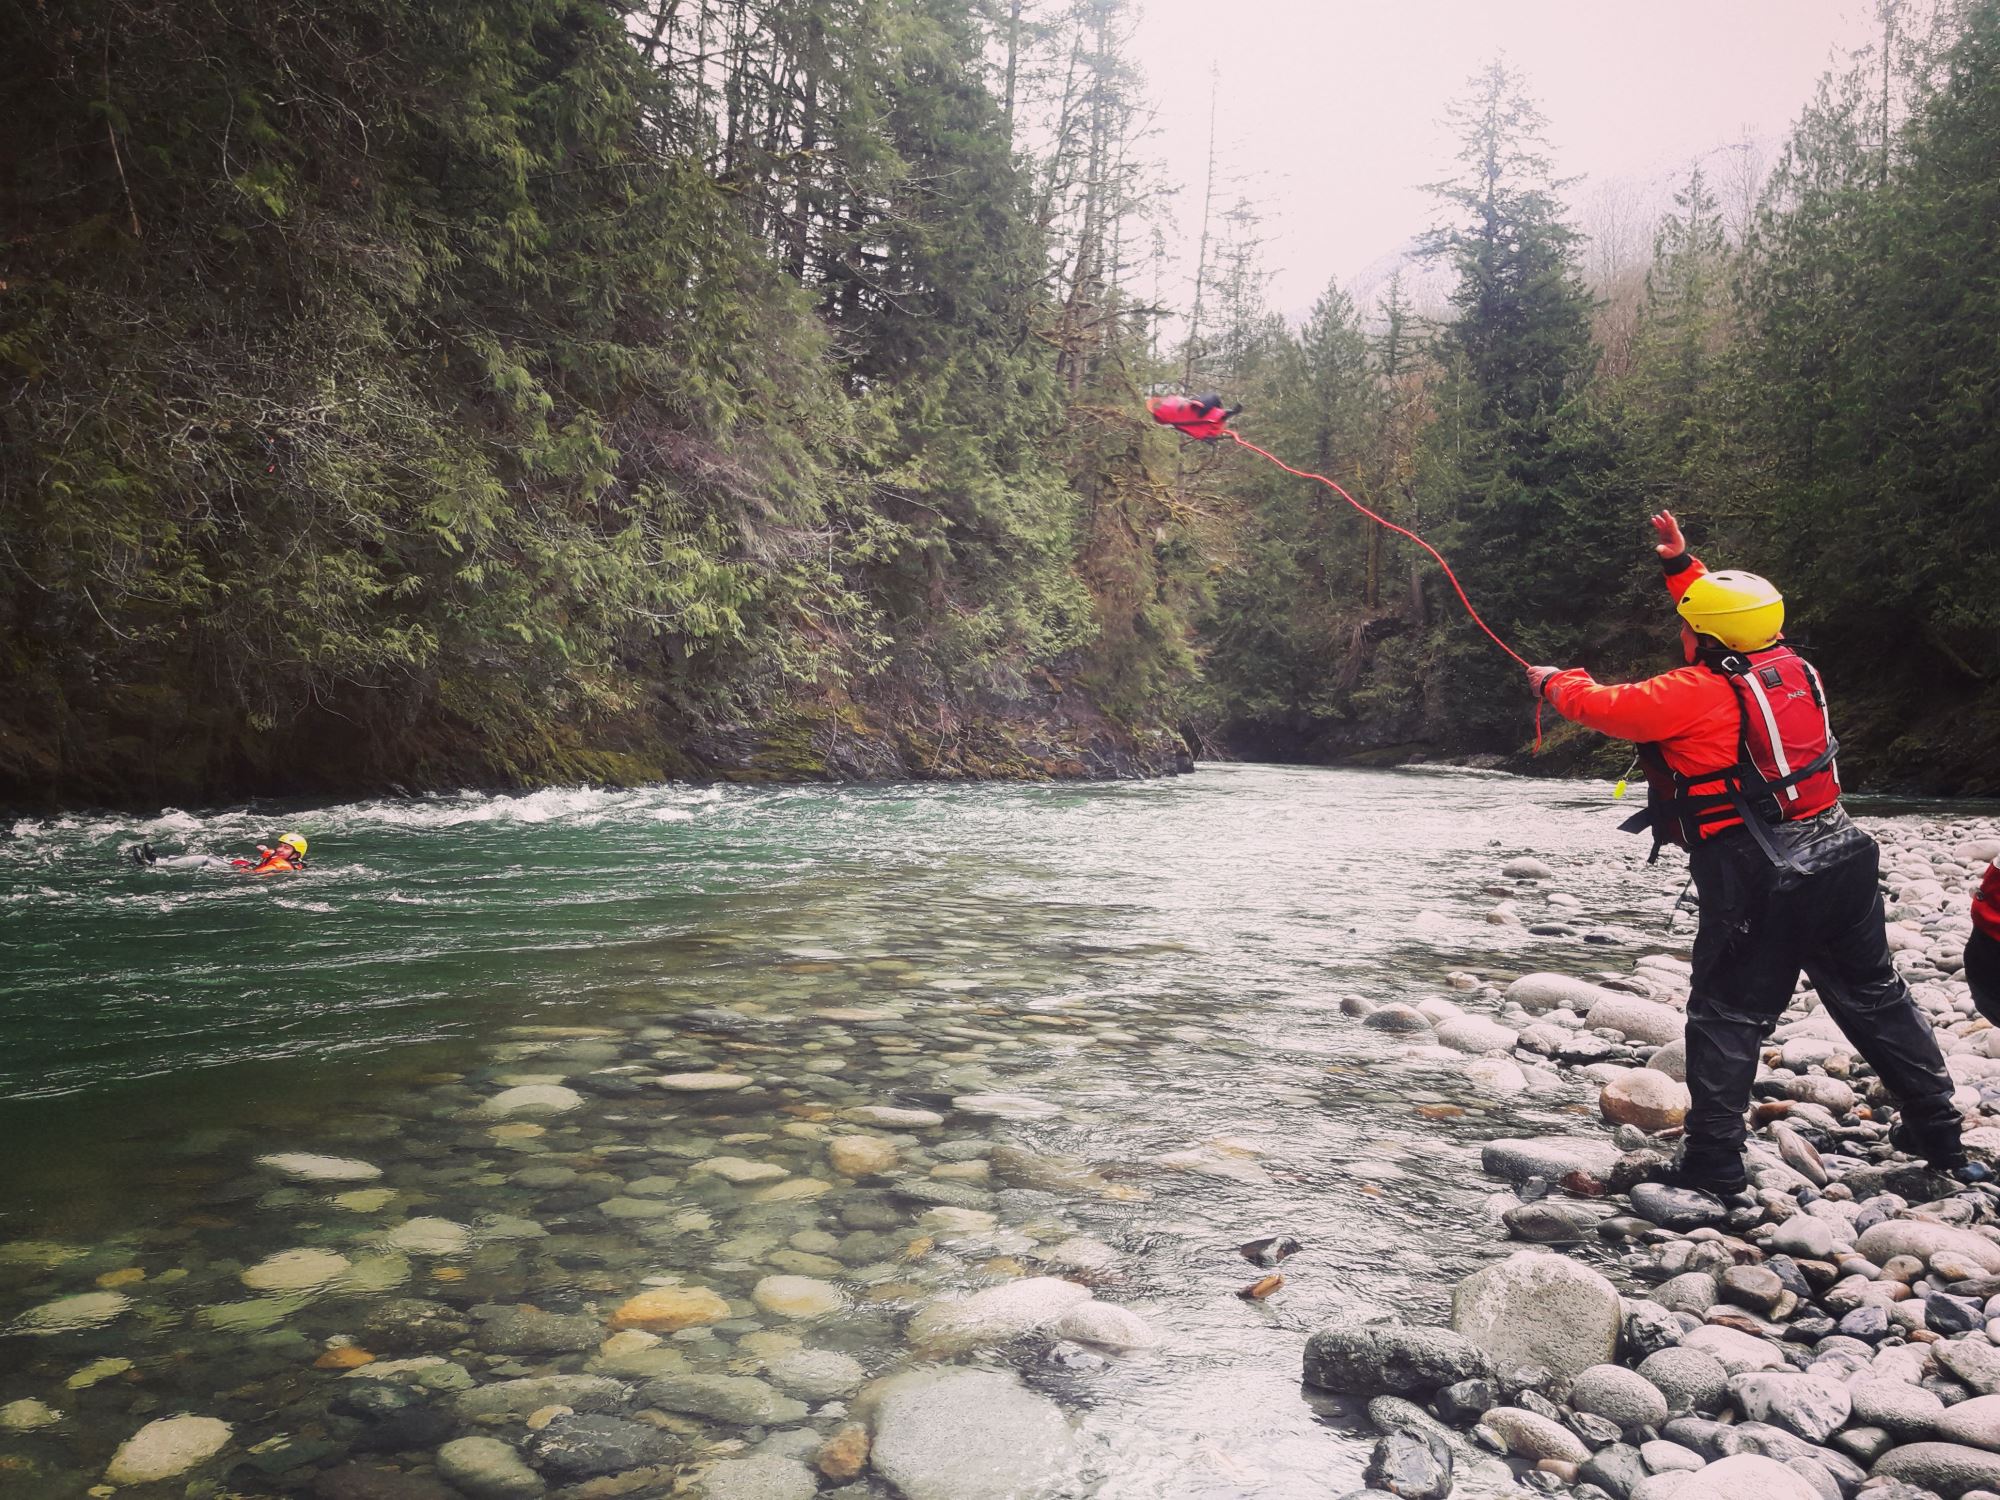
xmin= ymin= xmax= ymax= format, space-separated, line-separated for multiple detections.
xmin=1524 ymin=512 xmax=1965 ymax=1195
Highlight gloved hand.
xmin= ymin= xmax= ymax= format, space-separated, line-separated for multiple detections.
xmin=1525 ymin=665 xmax=1563 ymax=700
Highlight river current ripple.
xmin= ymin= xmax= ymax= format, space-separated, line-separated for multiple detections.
xmin=0 ymin=765 xmax=1708 ymax=1495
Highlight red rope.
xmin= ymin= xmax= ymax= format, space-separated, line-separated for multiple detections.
xmin=1221 ymin=429 xmax=1544 ymax=749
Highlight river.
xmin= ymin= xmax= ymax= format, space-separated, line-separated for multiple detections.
xmin=0 ymin=765 xmax=1699 ymax=1497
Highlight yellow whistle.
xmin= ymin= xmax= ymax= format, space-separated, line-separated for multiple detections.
xmin=1613 ymin=779 xmax=1629 ymax=800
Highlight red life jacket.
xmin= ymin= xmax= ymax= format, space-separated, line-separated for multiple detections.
xmin=1622 ymin=644 xmax=1841 ymax=869
xmin=1147 ymin=394 xmax=1233 ymax=441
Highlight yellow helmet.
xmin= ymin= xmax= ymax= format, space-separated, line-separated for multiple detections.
xmin=1676 ymin=570 xmax=1784 ymax=651
xmin=278 ymin=832 xmax=308 ymax=855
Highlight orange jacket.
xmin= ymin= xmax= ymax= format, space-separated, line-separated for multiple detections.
xmin=1542 ymin=555 xmax=1758 ymax=837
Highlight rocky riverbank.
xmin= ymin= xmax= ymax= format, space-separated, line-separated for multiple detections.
xmin=1307 ymin=819 xmax=2000 ymax=1500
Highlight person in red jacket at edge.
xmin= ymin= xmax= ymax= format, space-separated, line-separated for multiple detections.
xmin=1524 ymin=511 xmax=1967 ymax=1197
xmin=1969 ymin=861 xmax=2000 ymax=1026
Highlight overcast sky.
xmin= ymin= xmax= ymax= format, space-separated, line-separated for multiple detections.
xmin=1124 ymin=0 xmax=1883 ymax=318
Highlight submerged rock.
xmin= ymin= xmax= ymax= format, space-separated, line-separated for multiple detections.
xmin=105 ymin=1415 xmax=233 ymax=1484
xmin=610 ymin=1285 xmax=731 ymax=1332
xmin=259 ymin=1152 xmax=382 ymax=1181
xmin=436 ymin=1436 xmax=545 ymax=1500
xmin=8 ymin=1290 xmax=131 ymax=1335
xmin=906 ymin=1277 xmax=1090 ymax=1353
xmin=867 ymin=1367 xmax=1075 ymax=1500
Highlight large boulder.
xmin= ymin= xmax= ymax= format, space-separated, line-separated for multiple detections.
xmin=1449 ymin=1251 xmax=1622 ymax=1378
xmin=867 ymin=1368 xmax=1073 ymax=1500
xmin=1302 ymin=1320 xmax=1495 ymax=1396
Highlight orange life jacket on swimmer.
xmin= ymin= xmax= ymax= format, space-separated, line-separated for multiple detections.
xmin=1147 ymin=394 xmax=1235 ymax=441
xmin=234 ymin=851 xmax=303 ymax=874
xmin=1622 ymin=643 xmax=1841 ymax=872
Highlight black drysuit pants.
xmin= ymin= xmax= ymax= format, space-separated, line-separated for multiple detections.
xmin=1682 ymin=811 xmax=1959 ymax=1170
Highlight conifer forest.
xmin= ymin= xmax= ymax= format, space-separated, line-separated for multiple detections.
xmin=4 ymin=0 xmax=1998 ymax=805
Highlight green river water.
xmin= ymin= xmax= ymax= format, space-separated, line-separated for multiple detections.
xmin=0 ymin=765 xmax=1695 ymax=1497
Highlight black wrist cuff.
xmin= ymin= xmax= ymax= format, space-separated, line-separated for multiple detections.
xmin=1662 ymin=552 xmax=1695 ymax=576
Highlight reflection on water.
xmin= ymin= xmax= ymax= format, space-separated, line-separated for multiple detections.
xmin=0 ymin=766 xmax=1688 ymax=1495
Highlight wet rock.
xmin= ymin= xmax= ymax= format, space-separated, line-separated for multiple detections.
xmin=1363 ymin=1004 xmax=1435 ymax=1034
xmin=906 ymin=1277 xmax=1090 ymax=1353
xmin=1482 ymin=1137 xmax=1624 ymax=1185
xmin=656 ymin=1072 xmax=756 ymax=1091
xmin=1504 ymin=858 xmax=1556 ymax=880
xmin=1437 ymin=1016 xmax=1520 ymax=1053
xmin=867 ymin=1367 xmax=1075 ymax=1500
xmin=524 ymin=1413 xmax=678 ymax=1481
xmin=1239 ymin=1234 xmax=1303 ymax=1267
xmin=1480 ymin=1405 xmax=1590 ymax=1463
xmin=437 ymin=1436 xmax=546 ymax=1500
xmin=843 ymin=1106 xmax=945 ymax=1128
xmin=1303 ymin=1320 xmax=1496 ymax=1396
xmin=816 ymin=1423 xmax=871 ymax=1484
xmin=1629 ymin=1183 xmax=1731 ymax=1232
xmin=642 ymin=1373 xmax=808 ymax=1426
xmin=311 ymin=1464 xmax=460 ymax=1500
xmin=1728 ymin=1372 xmax=1850 ymax=1444
xmin=610 ymin=1285 xmax=731 ymax=1331
xmin=0 ymin=1399 xmax=61 ymax=1431
xmin=381 ymin=1217 xmax=471 ymax=1255
xmin=1505 ymin=1201 xmax=1601 ymax=1243
xmin=1051 ymin=1300 xmax=1157 ymax=1351
xmin=1508 ymin=974 xmax=1627 ymax=1015
xmin=480 ymin=1084 xmax=583 ymax=1117
xmin=259 ymin=1152 xmax=382 ymax=1181
xmin=242 ymin=1247 xmax=352 ymax=1291
xmin=768 ymin=1348 xmax=866 ymax=1399
xmin=1362 ymin=1428 xmax=1453 ymax=1498
xmin=359 ymin=1297 xmax=473 ymax=1352
xmin=950 ymin=1093 xmax=1063 ymax=1121
xmin=473 ymin=1303 xmax=600 ymax=1354
xmin=1873 ymin=1441 xmax=2000 ymax=1496
xmin=1570 ymin=1364 xmax=1671 ymax=1429
xmin=1450 ymin=1251 xmax=1622 ymax=1378
xmin=8 ymin=1289 xmax=132 ymax=1334
xmin=695 ymin=1454 xmax=819 ymax=1500
xmin=828 ymin=1137 xmax=901 ymax=1177
xmin=1601 ymin=1070 xmax=1692 ymax=1133
xmin=453 ymin=1376 xmax=632 ymax=1421
xmin=1587 ymin=995 xmax=1685 ymax=1048
xmin=105 ymin=1415 xmax=233 ymax=1484
xmin=753 ymin=1275 xmax=845 ymax=1320
xmin=694 ymin=1156 xmax=791 ymax=1185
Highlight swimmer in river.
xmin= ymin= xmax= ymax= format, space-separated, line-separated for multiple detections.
xmin=128 ymin=832 xmax=308 ymax=874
